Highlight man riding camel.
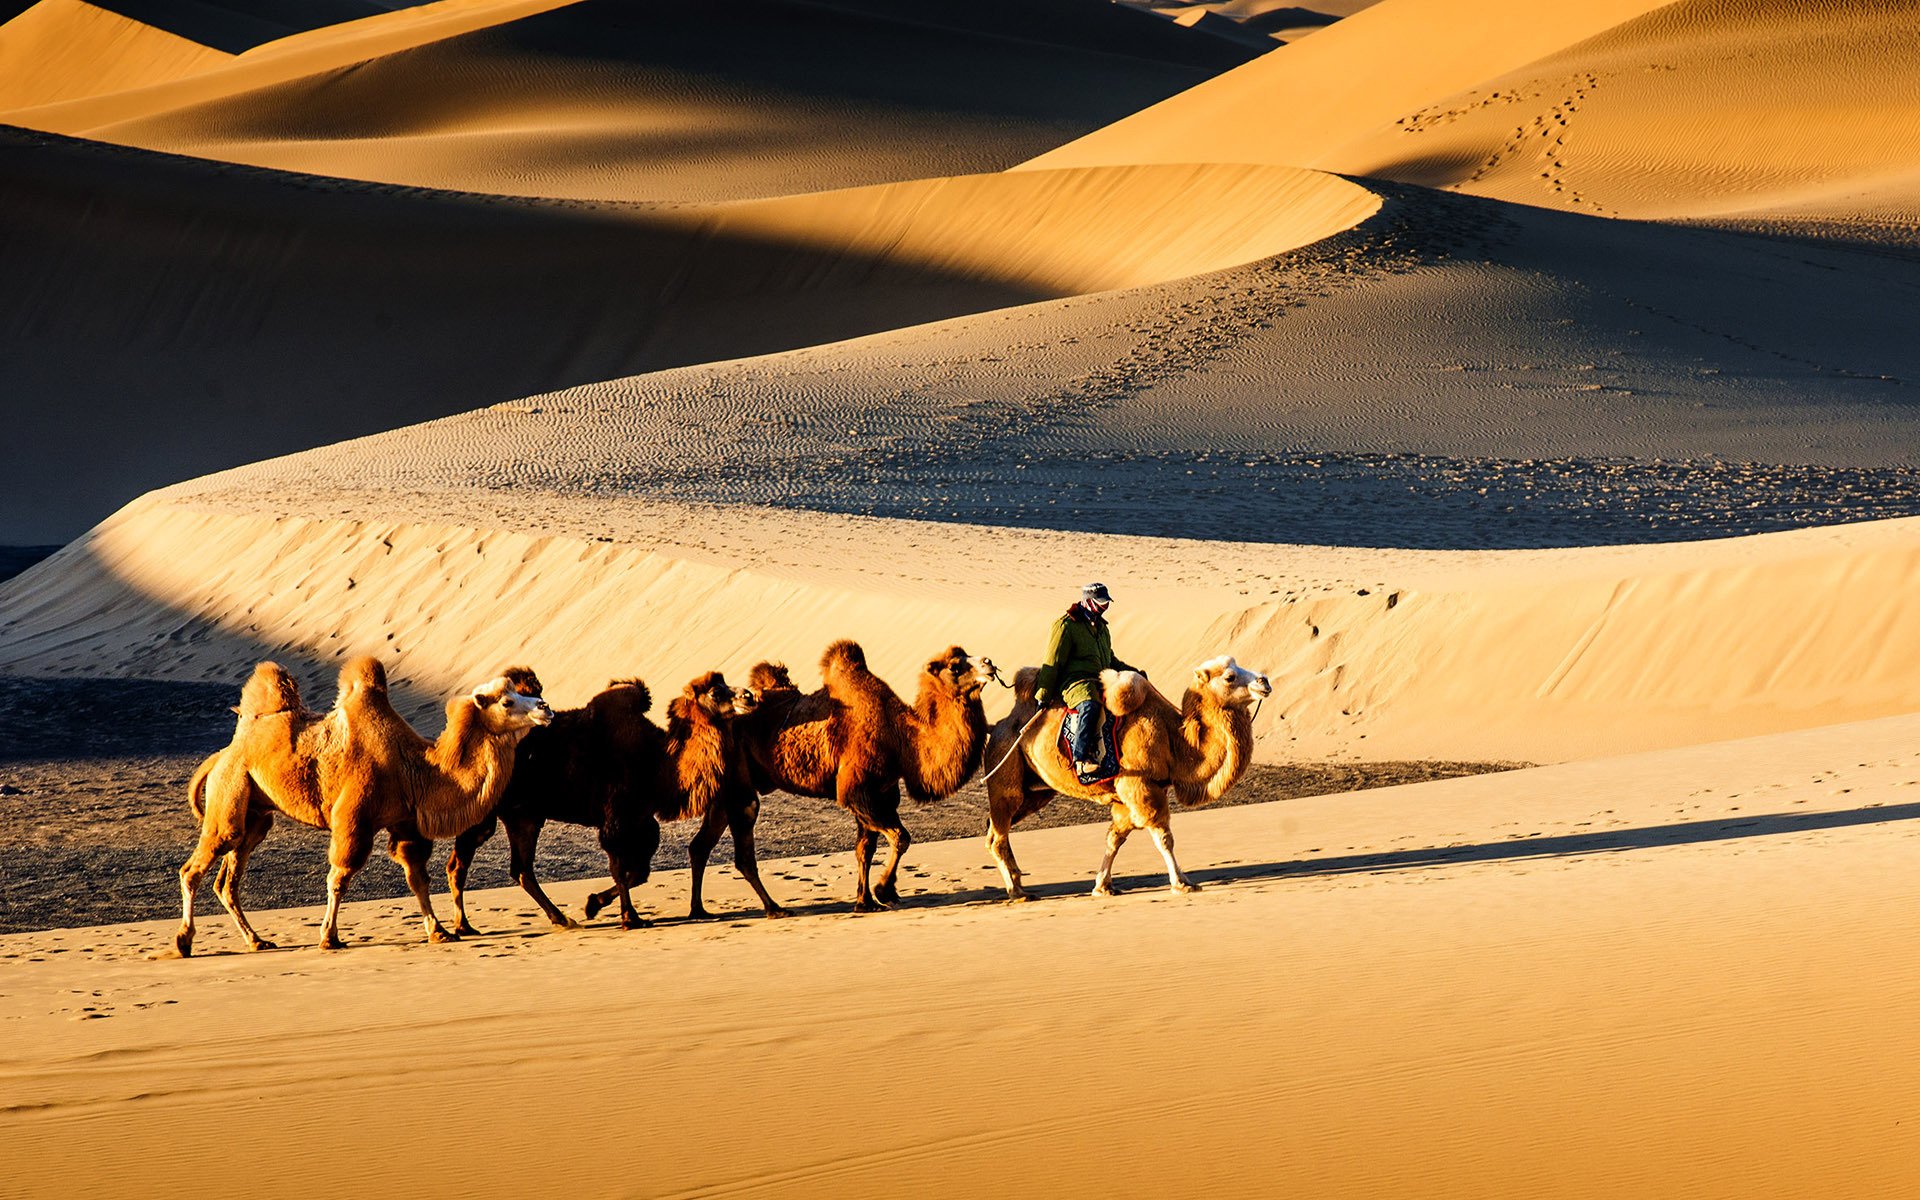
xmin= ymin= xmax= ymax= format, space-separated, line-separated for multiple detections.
xmin=1032 ymin=582 xmax=1142 ymax=784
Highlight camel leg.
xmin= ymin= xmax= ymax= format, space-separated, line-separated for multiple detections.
xmin=984 ymin=754 xmax=1030 ymax=902
xmin=174 ymin=825 xmax=236 ymax=958
xmin=872 ymin=822 xmax=912 ymax=907
xmin=319 ymin=824 xmax=373 ymax=950
xmin=173 ymin=759 xmax=252 ymax=957
xmin=506 ymin=816 xmax=575 ymax=929
xmin=1092 ymin=808 xmax=1135 ymax=897
xmin=1149 ymin=824 xmax=1200 ymax=894
xmin=445 ymin=814 xmax=496 ymax=936
xmin=851 ymin=822 xmax=881 ymax=913
xmin=727 ymin=798 xmax=787 ymax=918
xmin=687 ymin=803 xmax=727 ymax=920
xmin=389 ymin=833 xmax=458 ymax=944
xmin=212 ymin=810 xmax=276 ymax=952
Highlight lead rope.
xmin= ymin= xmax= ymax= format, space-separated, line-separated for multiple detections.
xmin=980 ymin=709 xmax=1047 ymax=782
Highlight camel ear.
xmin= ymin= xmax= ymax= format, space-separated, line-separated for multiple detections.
xmin=473 ymin=690 xmax=498 ymax=708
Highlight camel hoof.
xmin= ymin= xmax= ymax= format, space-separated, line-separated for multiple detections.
xmin=873 ymin=883 xmax=900 ymax=905
xmin=1005 ymin=892 xmax=1032 ymax=904
xmin=582 ymin=895 xmax=608 ymax=920
xmin=554 ymin=916 xmax=582 ymax=932
xmin=621 ymin=915 xmax=653 ymax=931
xmin=851 ymin=899 xmax=883 ymax=914
xmin=319 ymin=937 xmax=347 ymax=951
xmin=171 ymin=932 xmax=194 ymax=957
xmin=429 ymin=926 xmax=460 ymax=944
xmin=454 ymin=921 xmax=481 ymax=938
xmin=764 ymin=906 xmax=791 ymax=919
xmin=688 ymin=906 xmax=715 ymax=921
xmin=1174 ymin=880 xmax=1202 ymax=894
xmin=248 ymin=939 xmax=277 ymax=952
xmin=1091 ymin=883 xmax=1118 ymax=898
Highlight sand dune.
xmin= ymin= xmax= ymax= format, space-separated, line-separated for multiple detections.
xmin=0 ymin=0 xmax=231 ymax=110
xmin=6 ymin=0 xmax=1251 ymax=202
xmin=0 ymin=127 xmax=1373 ymax=543
xmin=5 ymin=494 xmax=1917 ymax=764
xmin=1032 ymin=0 xmax=1920 ymax=226
xmin=7 ymin=715 xmax=1920 ymax=1197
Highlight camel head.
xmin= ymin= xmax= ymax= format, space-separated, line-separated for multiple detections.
xmin=1192 ymin=656 xmax=1272 ymax=710
xmin=747 ymin=661 xmax=797 ymax=695
xmin=681 ymin=671 xmax=751 ymax=719
xmin=923 ymin=646 xmax=1001 ymax=698
xmin=471 ymin=668 xmax=554 ymax=732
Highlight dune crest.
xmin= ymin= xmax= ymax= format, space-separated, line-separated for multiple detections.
xmin=0 ymin=0 xmax=232 ymax=110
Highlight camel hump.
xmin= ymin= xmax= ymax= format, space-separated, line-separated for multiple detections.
xmin=1011 ymin=666 xmax=1041 ymax=705
xmin=1101 ymin=669 xmax=1149 ymax=716
xmin=747 ymin=661 xmax=796 ymax=694
xmin=604 ymin=677 xmax=653 ymax=714
xmin=819 ymin=640 xmax=870 ymax=691
xmin=337 ymin=655 xmax=389 ymax=700
xmin=237 ymin=661 xmax=303 ymax=719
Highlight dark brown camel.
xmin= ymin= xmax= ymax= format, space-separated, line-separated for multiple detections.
xmin=448 ymin=671 xmax=782 ymax=933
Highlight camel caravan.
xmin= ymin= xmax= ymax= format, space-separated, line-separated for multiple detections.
xmin=171 ymin=635 xmax=1272 ymax=955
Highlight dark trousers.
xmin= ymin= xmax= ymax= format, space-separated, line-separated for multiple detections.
xmin=1067 ymin=699 xmax=1103 ymax=764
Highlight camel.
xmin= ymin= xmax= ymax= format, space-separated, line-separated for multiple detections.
xmin=173 ymin=656 xmax=552 ymax=956
xmin=577 ymin=671 xmax=783 ymax=927
xmin=446 ymin=671 xmax=780 ymax=934
xmin=981 ymin=656 xmax=1271 ymax=901
xmin=741 ymin=641 xmax=999 ymax=911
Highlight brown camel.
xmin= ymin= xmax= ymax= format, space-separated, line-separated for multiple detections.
xmin=741 ymin=641 xmax=999 ymax=911
xmin=174 ymin=656 xmax=552 ymax=956
xmin=447 ymin=671 xmax=781 ymax=933
xmin=981 ymin=656 xmax=1270 ymax=900
xmin=577 ymin=670 xmax=784 ymax=927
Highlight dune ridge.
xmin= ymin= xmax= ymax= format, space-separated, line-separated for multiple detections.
xmin=4 ymin=0 xmax=1249 ymax=202
xmin=0 ymin=0 xmax=232 ymax=110
xmin=1031 ymin=0 xmax=1920 ymax=227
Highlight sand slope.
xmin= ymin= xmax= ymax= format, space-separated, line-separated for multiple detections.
xmin=6 ymin=715 xmax=1920 ymax=1197
xmin=6 ymin=0 xmax=1251 ymax=202
xmin=5 ymin=494 xmax=1918 ymax=763
xmin=0 ymin=127 xmax=1373 ymax=542
xmin=1033 ymin=0 xmax=1920 ymax=226
xmin=0 ymin=0 xmax=231 ymax=110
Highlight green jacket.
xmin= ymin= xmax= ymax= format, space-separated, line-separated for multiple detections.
xmin=1032 ymin=605 xmax=1137 ymax=709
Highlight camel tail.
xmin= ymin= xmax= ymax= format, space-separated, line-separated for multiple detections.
xmin=187 ymin=752 xmax=219 ymax=819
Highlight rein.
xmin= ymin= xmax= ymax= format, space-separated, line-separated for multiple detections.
xmin=980 ymin=709 xmax=1046 ymax=782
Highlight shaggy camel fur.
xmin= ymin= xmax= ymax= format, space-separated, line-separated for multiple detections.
xmin=447 ymin=672 xmax=779 ymax=933
xmin=578 ymin=671 xmax=784 ymax=927
xmin=741 ymin=641 xmax=998 ymax=911
xmin=175 ymin=657 xmax=551 ymax=955
xmin=981 ymin=656 xmax=1270 ymax=900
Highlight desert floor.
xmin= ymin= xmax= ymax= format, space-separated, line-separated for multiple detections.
xmin=4 ymin=0 xmax=1919 ymax=1195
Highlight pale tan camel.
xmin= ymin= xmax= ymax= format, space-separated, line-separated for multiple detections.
xmin=981 ymin=656 xmax=1270 ymax=900
xmin=174 ymin=656 xmax=552 ymax=955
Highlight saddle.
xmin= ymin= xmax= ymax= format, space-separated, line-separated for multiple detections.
xmin=1058 ymin=705 xmax=1124 ymax=788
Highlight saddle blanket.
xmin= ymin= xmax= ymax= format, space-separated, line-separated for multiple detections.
xmin=1059 ymin=704 xmax=1123 ymax=787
